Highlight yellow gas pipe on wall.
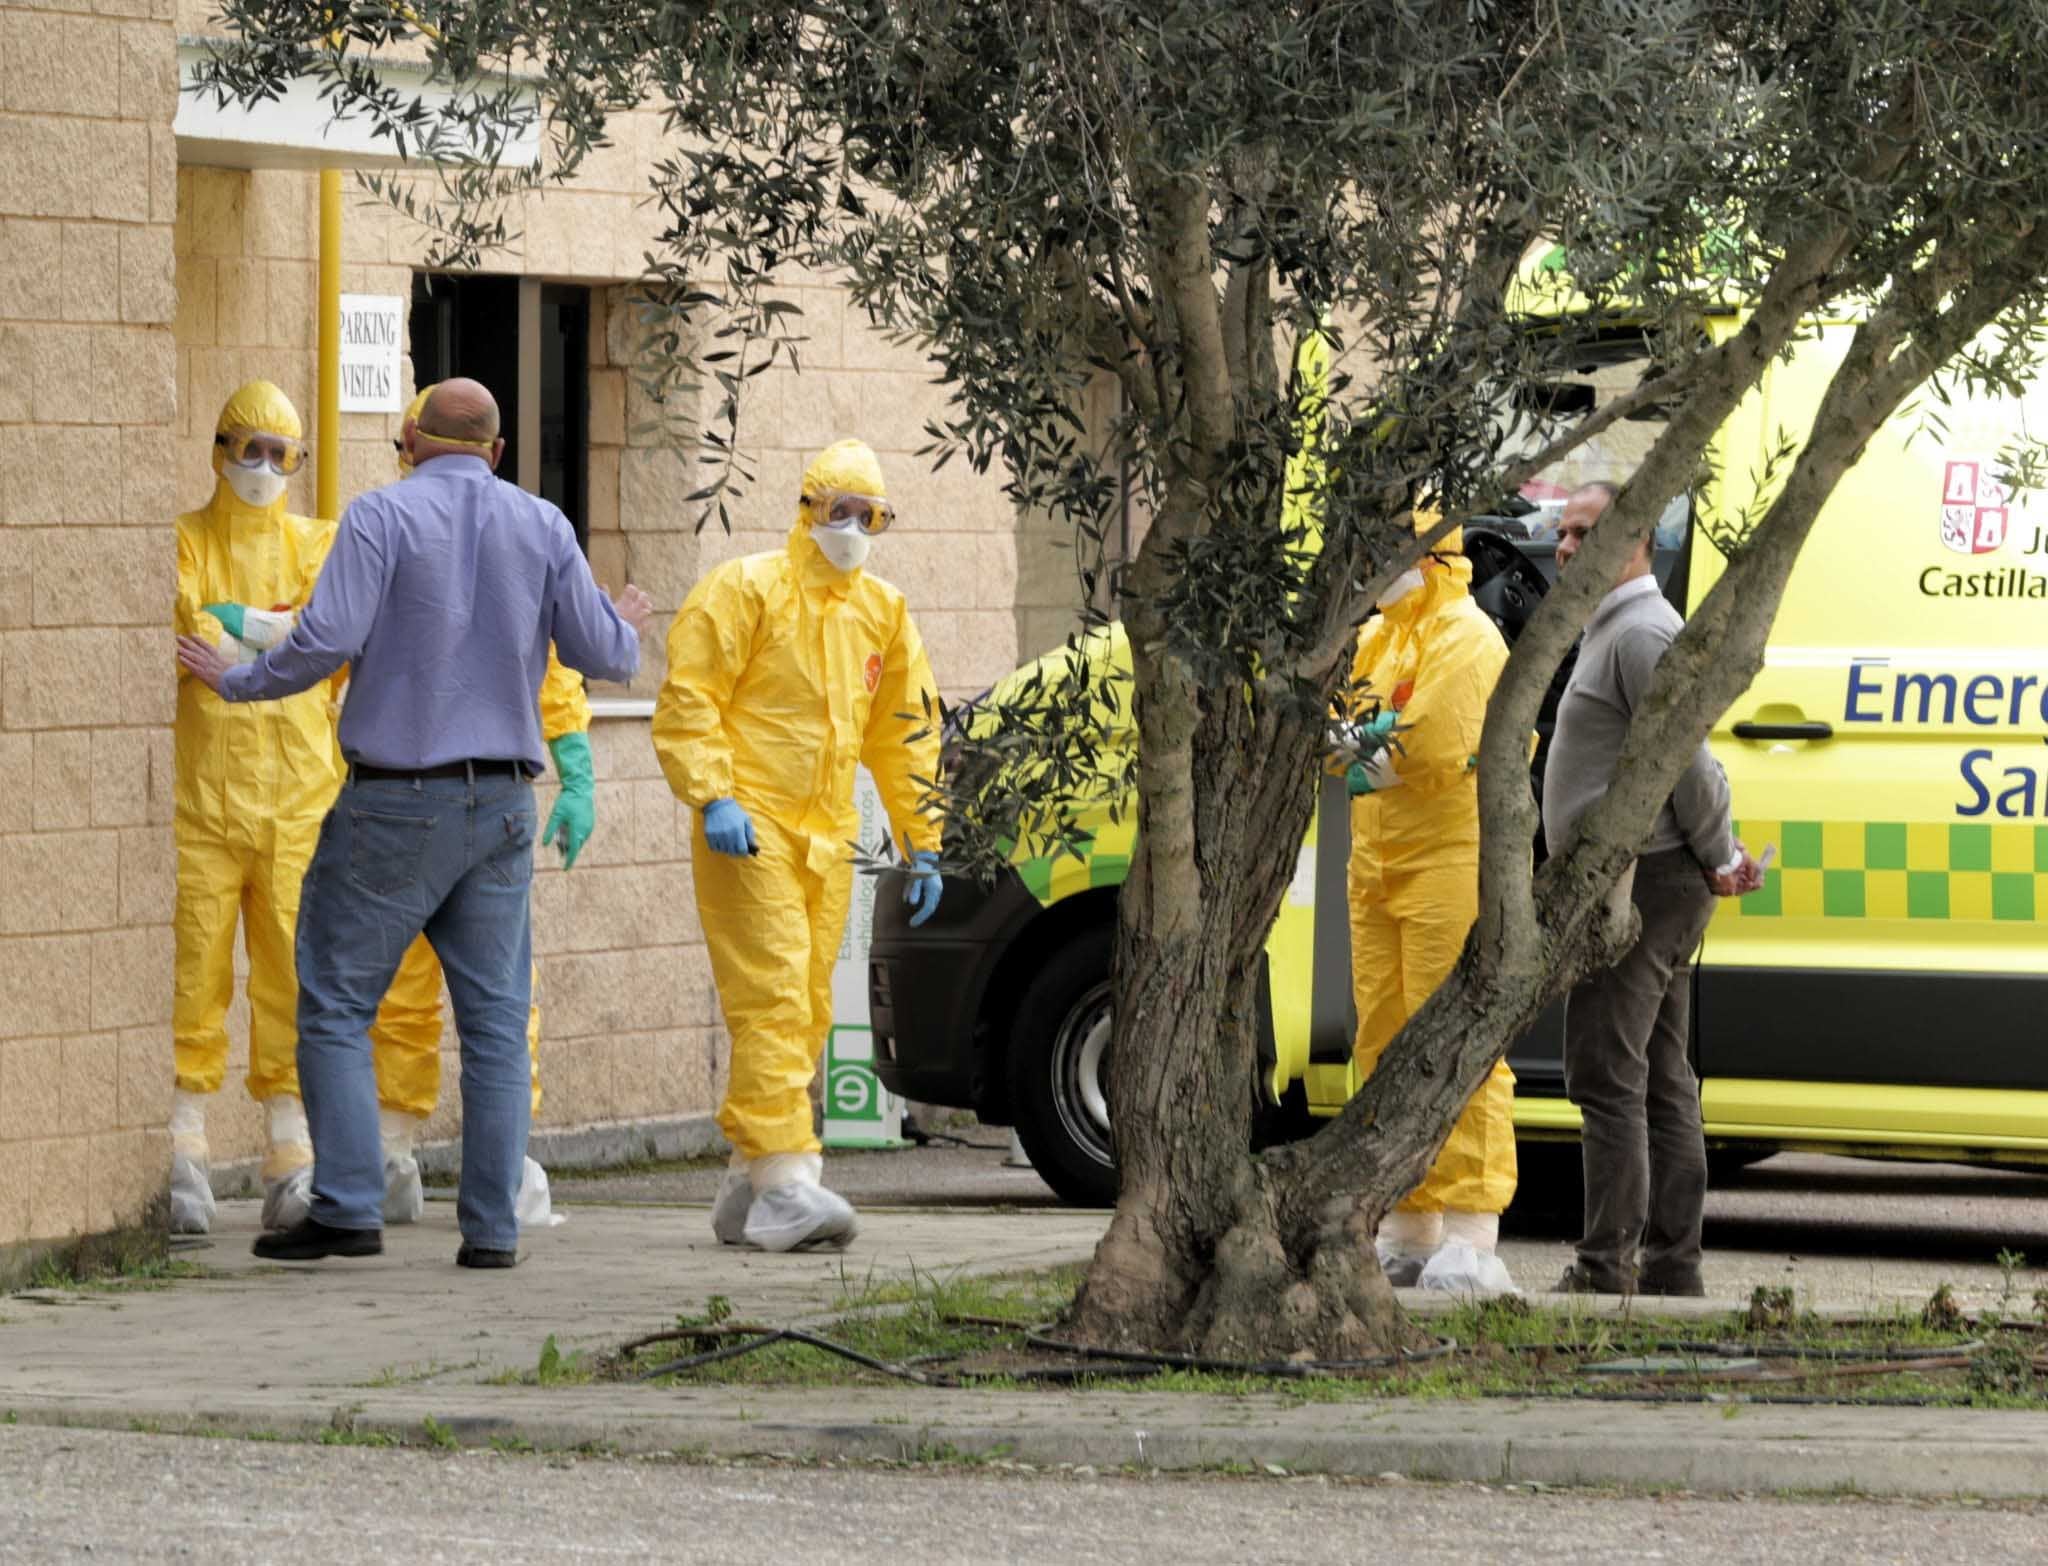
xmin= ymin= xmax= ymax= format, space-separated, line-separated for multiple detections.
xmin=316 ymin=168 xmax=342 ymax=522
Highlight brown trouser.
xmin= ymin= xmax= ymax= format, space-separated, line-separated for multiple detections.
xmin=1562 ymin=848 xmax=1717 ymax=1292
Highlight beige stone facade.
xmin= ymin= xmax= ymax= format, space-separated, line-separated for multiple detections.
xmin=2 ymin=11 xmax=1058 ymax=1257
xmin=1 ymin=0 xmax=182 ymax=1257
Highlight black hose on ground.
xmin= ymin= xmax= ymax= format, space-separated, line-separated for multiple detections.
xmin=1022 ymin=1327 xmax=1458 ymax=1378
xmin=631 ymin=1328 xmax=938 ymax=1385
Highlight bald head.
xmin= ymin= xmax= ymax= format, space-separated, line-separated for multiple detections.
xmin=407 ymin=378 xmax=504 ymax=471
xmin=421 ymin=378 xmax=499 ymax=441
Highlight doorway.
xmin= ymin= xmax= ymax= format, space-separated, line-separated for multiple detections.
xmin=409 ymin=274 xmax=592 ymax=549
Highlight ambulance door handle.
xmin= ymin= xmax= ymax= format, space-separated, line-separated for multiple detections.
xmin=1732 ymin=720 xmax=1833 ymax=741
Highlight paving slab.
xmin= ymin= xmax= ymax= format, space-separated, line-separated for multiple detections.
xmin=0 ymin=1197 xmax=1107 ymax=1402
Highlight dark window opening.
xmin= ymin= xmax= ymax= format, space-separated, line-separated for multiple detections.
xmin=409 ymin=273 xmax=592 ymax=551
xmin=539 ymin=286 xmax=589 ymax=547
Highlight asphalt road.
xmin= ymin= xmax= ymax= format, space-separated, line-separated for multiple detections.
xmin=4 ymin=1424 xmax=2043 ymax=1565
xmin=551 ymin=1136 xmax=2048 ymax=1307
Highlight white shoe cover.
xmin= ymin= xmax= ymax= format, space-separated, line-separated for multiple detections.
xmin=260 ymin=1096 xmax=314 ymax=1183
xmin=1418 ymin=1239 xmax=1520 ymax=1297
xmin=516 ymin=1157 xmax=563 ymax=1229
xmin=383 ymin=1153 xmax=425 ymax=1225
xmin=168 ymin=1151 xmax=215 ymax=1236
xmin=1374 ymin=1209 xmax=1442 ymax=1288
xmin=742 ymin=1182 xmax=859 ymax=1253
xmin=379 ymin=1108 xmax=426 ymax=1224
xmin=712 ymin=1167 xmax=753 ymax=1246
xmin=260 ymin=1165 xmax=313 ymax=1232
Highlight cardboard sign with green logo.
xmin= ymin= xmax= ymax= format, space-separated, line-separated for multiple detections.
xmin=826 ymin=770 xmax=907 ymax=1148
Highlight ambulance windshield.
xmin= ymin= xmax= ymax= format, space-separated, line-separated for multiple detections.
xmin=1488 ymin=331 xmax=1689 ymax=545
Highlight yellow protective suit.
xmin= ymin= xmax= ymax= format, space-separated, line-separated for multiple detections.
xmin=1349 ymin=546 xmax=1517 ymax=1215
xmin=173 ymin=381 xmax=339 ymax=1127
xmin=652 ymin=440 xmax=942 ymax=1162
xmin=364 ymin=385 xmax=591 ymax=1121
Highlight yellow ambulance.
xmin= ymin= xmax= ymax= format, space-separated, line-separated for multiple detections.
xmin=868 ymin=301 xmax=2048 ymax=1207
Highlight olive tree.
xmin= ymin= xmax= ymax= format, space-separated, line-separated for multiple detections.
xmin=200 ymin=0 xmax=2048 ymax=1356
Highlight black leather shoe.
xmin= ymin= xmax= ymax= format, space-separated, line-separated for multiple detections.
xmin=1553 ymin=1263 xmax=1629 ymax=1295
xmin=456 ymin=1243 xmax=518 ymax=1269
xmin=252 ymin=1217 xmax=382 ymax=1261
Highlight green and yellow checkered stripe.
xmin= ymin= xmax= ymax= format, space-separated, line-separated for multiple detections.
xmin=1014 ymin=814 xmax=1138 ymax=904
xmin=1729 ymin=820 xmax=2048 ymax=922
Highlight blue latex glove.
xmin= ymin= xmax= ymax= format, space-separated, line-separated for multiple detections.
xmin=542 ymin=732 xmax=596 ymax=870
xmin=905 ymin=850 xmax=943 ymax=927
xmin=703 ymin=798 xmax=758 ymax=857
xmin=1346 ymin=761 xmax=1376 ymax=797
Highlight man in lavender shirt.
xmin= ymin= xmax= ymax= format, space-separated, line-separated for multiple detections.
xmin=177 ymin=379 xmax=651 ymax=1268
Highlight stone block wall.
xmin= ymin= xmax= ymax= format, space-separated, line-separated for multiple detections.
xmin=600 ymin=280 xmax=1023 ymax=705
xmin=0 ymin=0 xmax=180 ymax=1253
xmin=166 ymin=164 xmax=418 ymax=1165
xmin=1011 ymin=372 xmax=1131 ymax=665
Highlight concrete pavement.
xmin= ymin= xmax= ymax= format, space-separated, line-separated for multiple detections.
xmin=554 ymin=1141 xmax=2048 ymax=1312
xmin=5 ymin=1191 xmax=2048 ymax=1501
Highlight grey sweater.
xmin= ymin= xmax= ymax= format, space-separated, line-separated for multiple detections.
xmin=1541 ymin=575 xmax=1734 ymax=869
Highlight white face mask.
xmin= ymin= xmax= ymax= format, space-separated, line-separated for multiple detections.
xmin=812 ymin=522 xmax=872 ymax=574
xmin=1376 ymin=567 xmax=1425 ymax=608
xmin=224 ymin=461 xmax=288 ymax=510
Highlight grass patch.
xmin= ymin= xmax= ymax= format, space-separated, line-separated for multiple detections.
xmin=421 ymin=1416 xmax=461 ymax=1451
xmin=830 ymin=1261 xmax=1082 ymax=1320
xmin=17 ymin=1255 xmax=215 ymax=1295
xmin=609 ymin=1271 xmax=2048 ymax=1410
xmin=488 ymin=1333 xmax=603 ymax=1387
xmin=614 ymin=1266 xmax=1083 ymax=1389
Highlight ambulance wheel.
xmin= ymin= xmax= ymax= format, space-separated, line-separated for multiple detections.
xmin=1507 ymin=1140 xmax=1584 ymax=1228
xmin=1007 ymin=928 xmax=1119 ymax=1207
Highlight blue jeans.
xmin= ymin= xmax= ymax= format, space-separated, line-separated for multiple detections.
xmin=295 ymin=771 xmax=536 ymax=1249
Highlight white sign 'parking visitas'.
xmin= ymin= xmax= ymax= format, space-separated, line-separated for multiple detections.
xmin=338 ymin=294 xmax=405 ymax=413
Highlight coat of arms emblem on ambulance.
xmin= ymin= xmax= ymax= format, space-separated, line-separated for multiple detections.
xmin=1940 ymin=458 xmax=2010 ymax=556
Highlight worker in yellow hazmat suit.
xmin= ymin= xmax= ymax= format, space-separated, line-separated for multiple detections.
xmin=171 ymin=381 xmax=340 ymax=1235
xmin=366 ymin=385 xmax=597 ymax=1227
xmin=1347 ymin=514 xmax=1519 ymax=1295
xmin=653 ymin=438 xmax=944 ymax=1252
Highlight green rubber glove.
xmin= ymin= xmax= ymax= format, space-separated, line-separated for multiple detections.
xmin=202 ymin=602 xmax=246 ymax=640
xmin=542 ymin=731 xmax=597 ymax=870
xmin=1359 ymin=710 xmax=1399 ymax=745
xmin=1344 ymin=710 xmax=1400 ymax=796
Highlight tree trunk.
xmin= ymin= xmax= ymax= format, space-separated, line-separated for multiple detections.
xmin=1064 ymin=800 xmax=1428 ymax=1358
xmin=1061 ymin=597 xmax=1435 ymax=1359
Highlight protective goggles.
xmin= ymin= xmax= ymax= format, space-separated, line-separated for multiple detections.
xmin=804 ymin=491 xmax=895 ymax=536
xmin=215 ymin=428 xmax=306 ymax=476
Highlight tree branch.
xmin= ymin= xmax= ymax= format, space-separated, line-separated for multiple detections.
xmin=1149 ymin=173 xmax=1236 ymax=472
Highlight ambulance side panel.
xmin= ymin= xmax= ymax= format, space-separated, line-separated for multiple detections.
xmin=1691 ymin=321 xmax=2048 ymax=1116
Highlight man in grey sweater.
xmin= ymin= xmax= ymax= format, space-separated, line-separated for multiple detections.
xmin=1541 ymin=482 xmax=1763 ymax=1296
